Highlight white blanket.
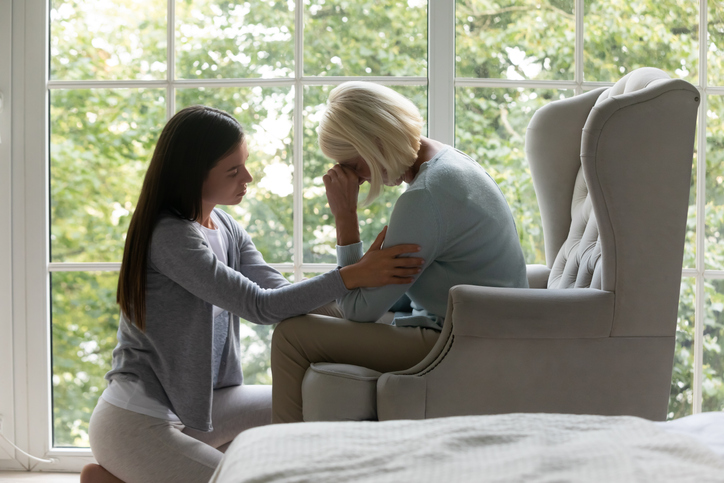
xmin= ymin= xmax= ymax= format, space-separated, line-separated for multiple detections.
xmin=210 ymin=413 xmax=724 ymax=483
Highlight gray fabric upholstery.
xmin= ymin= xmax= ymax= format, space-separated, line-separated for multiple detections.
xmin=526 ymin=87 xmax=606 ymax=268
xmin=525 ymin=264 xmax=550 ymax=289
xmin=301 ymin=68 xmax=699 ymax=423
xmin=302 ymin=363 xmax=381 ymax=422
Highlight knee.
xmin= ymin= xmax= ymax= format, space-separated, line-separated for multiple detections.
xmin=271 ymin=318 xmax=293 ymax=349
xmin=272 ymin=315 xmax=311 ymax=349
xmin=80 ymin=463 xmax=125 ymax=483
xmin=272 ymin=315 xmax=323 ymax=361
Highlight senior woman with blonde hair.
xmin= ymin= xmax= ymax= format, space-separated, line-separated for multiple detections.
xmin=270 ymin=82 xmax=528 ymax=423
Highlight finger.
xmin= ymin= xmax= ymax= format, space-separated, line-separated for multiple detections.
xmin=369 ymin=226 xmax=387 ymax=251
xmin=339 ymin=165 xmax=360 ymax=181
xmin=331 ymin=164 xmax=347 ymax=177
xmin=326 ymin=168 xmax=340 ymax=181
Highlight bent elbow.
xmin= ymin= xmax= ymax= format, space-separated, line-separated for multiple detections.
xmin=339 ymin=298 xmax=387 ymax=323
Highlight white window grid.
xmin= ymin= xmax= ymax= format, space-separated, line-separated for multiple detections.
xmin=3 ymin=0 xmax=722 ymax=470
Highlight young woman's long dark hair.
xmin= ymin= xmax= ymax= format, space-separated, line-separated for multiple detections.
xmin=118 ymin=105 xmax=244 ymax=331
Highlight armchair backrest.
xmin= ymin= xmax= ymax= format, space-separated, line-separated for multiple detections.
xmin=525 ymin=68 xmax=699 ymax=336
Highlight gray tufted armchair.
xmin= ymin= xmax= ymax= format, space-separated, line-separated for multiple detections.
xmin=301 ymin=67 xmax=700 ymax=422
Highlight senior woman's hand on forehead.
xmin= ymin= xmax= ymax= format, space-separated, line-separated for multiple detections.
xmin=323 ymin=164 xmax=362 ymax=218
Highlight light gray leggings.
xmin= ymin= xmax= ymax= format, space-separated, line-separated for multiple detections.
xmin=89 ymin=384 xmax=271 ymax=483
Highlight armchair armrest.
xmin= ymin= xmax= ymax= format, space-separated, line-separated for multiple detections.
xmin=447 ymin=285 xmax=615 ymax=339
xmin=526 ymin=264 xmax=550 ymax=288
xmin=381 ymin=285 xmax=616 ymax=383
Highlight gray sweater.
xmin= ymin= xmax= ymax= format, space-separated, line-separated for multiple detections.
xmin=106 ymin=208 xmax=349 ymax=431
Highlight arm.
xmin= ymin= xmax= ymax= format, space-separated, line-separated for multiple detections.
xmin=213 ymin=208 xmax=290 ymax=289
xmin=237 ymin=229 xmax=291 ymax=290
xmin=323 ymin=164 xmax=361 ymax=246
xmin=150 ymin=217 xmax=347 ymax=325
xmin=337 ymin=190 xmax=441 ymax=322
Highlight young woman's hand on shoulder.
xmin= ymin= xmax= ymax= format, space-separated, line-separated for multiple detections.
xmin=339 ymin=227 xmax=424 ymax=289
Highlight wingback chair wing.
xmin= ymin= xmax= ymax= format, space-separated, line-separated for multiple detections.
xmin=301 ymin=68 xmax=700 ymax=423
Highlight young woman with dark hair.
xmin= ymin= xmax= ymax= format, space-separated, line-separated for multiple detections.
xmin=82 ymin=105 xmax=423 ymax=483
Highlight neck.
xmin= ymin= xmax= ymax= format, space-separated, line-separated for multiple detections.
xmin=198 ymin=203 xmax=216 ymax=229
xmin=405 ymin=137 xmax=442 ymax=182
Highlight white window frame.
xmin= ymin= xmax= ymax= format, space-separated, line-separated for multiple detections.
xmin=2 ymin=0 xmax=722 ymax=472
xmin=0 ymin=0 xmax=19 ymax=469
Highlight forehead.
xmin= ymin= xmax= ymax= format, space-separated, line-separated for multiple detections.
xmin=216 ymin=140 xmax=248 ymax=166
xmin=339 ymin=154 xmax=365 ymax=167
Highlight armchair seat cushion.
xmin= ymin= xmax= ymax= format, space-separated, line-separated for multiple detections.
xmin=302 ymin=363 xmax=382 ymax=422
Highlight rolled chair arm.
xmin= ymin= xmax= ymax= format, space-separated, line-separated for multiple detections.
xmin=447 ymin=285 xmax=615 ymax=339
xmin=302 ymin=363 xmax=382 ymax=422
xmin=526 ymin=264 xmax=551 ymax=288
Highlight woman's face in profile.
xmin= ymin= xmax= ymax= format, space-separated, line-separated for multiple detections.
xmin=202 ymin=139 xmax=253 ymax=207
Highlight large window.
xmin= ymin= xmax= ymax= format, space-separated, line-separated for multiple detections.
xmin=47 ymin=0 xmax=429 ymax=448
xmin=5 ymin=0 xmax=721 ymax=466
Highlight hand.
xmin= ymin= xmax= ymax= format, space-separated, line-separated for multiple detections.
xmin=323 ymin=164 xmax=360 ymax=219
xmin=339 ymin=227 xmax=425 ymax=289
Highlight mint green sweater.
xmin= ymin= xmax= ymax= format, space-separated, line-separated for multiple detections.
xmin=336 ymin=146 xmax=528 ymax=330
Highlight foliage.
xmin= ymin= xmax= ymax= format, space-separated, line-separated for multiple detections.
xmin=48 ymin=0 xmax=723 ymax=447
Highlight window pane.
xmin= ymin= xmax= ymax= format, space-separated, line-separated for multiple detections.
xmin=177 ymin=87 xmax=295 ymax=263
xmin=302 ymin=85 xmax=427 ymax=263
xmin=684 ymin=146 xmax=697 ymax=269
xmin=706 ymin=95 xmax=724 ymax=270
xmin=669 ymin=277 xmax=695 ymax=419
xmin=50 ymin=89 xmax=166 ymax=263
xmin=583 ymin=0 xmax=698 ymax=83
xmin=50 ymin=0 xmax=167 ymax=81
xmin=456 ymin=0 xmax=575 ymax=80
xmin=304 ymin=0 xmax=427 ymax=77
xmin=709 ymin=0 xmax=724 ymax=86
xmin=704 ymin=279 xmax=724 ymax=411
xmin=455 ymin=88 xmax=572 ymax=265
xmin=52 ymin=271 xmax=119 ymax=448
xmin=175 ymin=0 xmax=294 ymax=79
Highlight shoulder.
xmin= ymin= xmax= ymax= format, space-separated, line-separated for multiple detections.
xmin=153 ymin=211 xmax=198 ymax=238
xmin=434 ymin=147 xmax=486 ymax=179
xmin=396 ymin=185 xmax=435 ymax=209
xmin=149 ymin=211 xmax=205 ymax=258
xmin=392 ymin=184 xmax=441 ymax=228
xmin=418 ymin=147 xmax=501 ymax=199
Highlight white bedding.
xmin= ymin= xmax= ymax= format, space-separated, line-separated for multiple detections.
xmin=210 ymin=412 xmax=724 ymax=483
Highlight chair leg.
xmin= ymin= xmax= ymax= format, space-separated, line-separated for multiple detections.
xmin=80 ymin=463 xmax=125 ymax=483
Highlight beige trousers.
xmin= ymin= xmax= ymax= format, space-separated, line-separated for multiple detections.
xmin=270 ymin=313 xmax=440 ymax=423
xmin=89 ymin=384 xmax=271 ymax=483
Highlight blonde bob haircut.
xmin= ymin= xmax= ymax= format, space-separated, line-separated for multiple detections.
xmin=318 ymin=81 xmax=424 ymax=205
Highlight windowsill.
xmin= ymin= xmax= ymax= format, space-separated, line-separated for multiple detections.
xmin=0 ymin=472 xmax=79 ymax=482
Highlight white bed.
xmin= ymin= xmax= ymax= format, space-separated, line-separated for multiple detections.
xmin=209 ymin=412 xmax=724 ymax=483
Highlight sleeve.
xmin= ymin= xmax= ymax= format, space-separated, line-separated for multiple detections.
xmin=149 ymin=217 xmax=349 ymax=325
xmin=336 ymin=189 xmax=443 ymax=322
xmin=336 ymin=242 xmax=364 ymax=267
xmin=237 ymin=229 xmax=291 ymax=290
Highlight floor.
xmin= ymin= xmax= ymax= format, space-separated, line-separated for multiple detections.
xmin=0 ymin=473 xmax=79 ymax=482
